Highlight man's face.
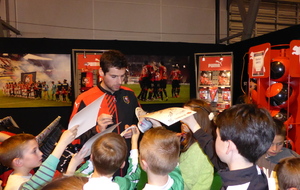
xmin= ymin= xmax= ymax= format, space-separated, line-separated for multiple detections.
xmin=267 ymin=135 xmax=285 ymax=157
xmin=100 ymin=67 xmax=126 ymax=93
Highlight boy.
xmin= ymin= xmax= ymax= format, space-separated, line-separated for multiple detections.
xmin=214 ymin=104 xmax=275 ymax=189
xmin=276 ymin=157 xmax=300 ymax=190
xmin=182 ymin=104 xmax=275 ymax=190
xmin=69 ymin=126 xmax=141 ymax=190
xmin=139 ymin=127 xmax=183 ymax=190
xmin=257 ymin=119 xmax=300 ymax=176
xmin=257 ymin=119 xmax=299 ymax=190
xmin=0 ymin=126 xmax=78 ymax=190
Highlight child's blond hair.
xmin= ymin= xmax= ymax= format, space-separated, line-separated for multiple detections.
xmin=140 ymin=127 xmax=180 ymax=175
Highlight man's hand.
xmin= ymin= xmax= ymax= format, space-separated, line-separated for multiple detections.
xmin=97 ymin=114 xmax=113 ymax=132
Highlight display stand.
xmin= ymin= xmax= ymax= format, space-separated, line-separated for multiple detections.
xmin=248 ymin=41 xmax=300 ymax=154
xmin=195 ymin=52 xmax=233 ymax=114
xmin=72 ymin=49 xmax=107 ymax=99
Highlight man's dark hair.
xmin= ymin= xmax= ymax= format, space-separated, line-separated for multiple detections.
xmin=216 ymin=104 xmax=275 ymax=163
xmin=100 ymin=50 xmax=127 ymax=74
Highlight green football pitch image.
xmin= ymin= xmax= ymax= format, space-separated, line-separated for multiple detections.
xmin=0 ymin=84 xmax=190 ymax=108
xmin=123 ymin=83 xmax=190 ymax=104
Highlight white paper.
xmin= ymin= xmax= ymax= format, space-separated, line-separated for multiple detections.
xmin=140 ymin=107 xmax=196 ymax=126
xmin=68 ymin=95 xmax=104 ymax=138
xmin=82 ymin=122 xmax=121 ymax=157
xmin=135 ymin=107 xmax=147 ymax=118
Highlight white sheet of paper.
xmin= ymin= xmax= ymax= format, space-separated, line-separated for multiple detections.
xmin=135 ymin=107 xmax=147 ymax=118
xmin=68 ymin=95 xmax=104 ymax=138
xmin=82 ymin=122 xmax=121 ymax=157
xmin=140 ymin=107 xmax=196 ymax=126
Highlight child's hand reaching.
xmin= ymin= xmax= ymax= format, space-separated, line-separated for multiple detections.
xmin=180 ymin=115 xmax=201 ymax=133
xmin=131 ymin=125 xmax=140 ymax=141
xmin=65 ymin=146 xmax=89 ymax=176
xmin=58 ymin=125 xmax=79 ymax=146
xmin=122 ymin=125 xmax=133 ymax=139
xmin=130 ymin=125 xmax=140 ymax=150
xmin=147 ymin=118 xmax=161 ymax=128
xmin=51 ymin=125 xmax=79 ymax=159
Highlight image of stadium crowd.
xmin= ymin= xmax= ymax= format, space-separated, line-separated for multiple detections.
xmin=2 ymin=79 xmax=71 ymax=102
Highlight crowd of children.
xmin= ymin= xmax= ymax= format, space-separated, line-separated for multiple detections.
xmin=0 ymin=101 xmax=299 ymax=190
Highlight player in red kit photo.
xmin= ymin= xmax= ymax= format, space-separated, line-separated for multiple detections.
xmin=170 ymin=66 xmax=182 ymax=98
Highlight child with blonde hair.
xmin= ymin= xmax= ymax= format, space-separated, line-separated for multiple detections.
xmin=139 ymin=127 xmax=183 ymax=189
xmin=276 ymin=157 xmax=300 ymax=190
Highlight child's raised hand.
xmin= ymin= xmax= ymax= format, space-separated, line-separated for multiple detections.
xmin=122 ymin=124 xmax=134 ymax=139
xmin=131 ymin=125 xmax=140 ymax=142
xmin=180 ymin=115 xmax=200 ymax=133
xmin=65 ymin=146 xmax=89 ymax=175
xmin=59 ymin=125 xmax=79 ymax=145
xmin=147 ymin=118 xmax=161 ymax=128
xmin=71 ymin=146 xmax=89 ymax=166
xmin=51 ymin=125 xmax=79 ymax=159
xmin=129 ymin=125 xmax=140 ymax=150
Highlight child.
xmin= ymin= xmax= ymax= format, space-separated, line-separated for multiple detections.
xmin=183 ymin=99 xmax=227 ymax=171
xmin=182 ymin=104 xmax=275 ymax=189
xmin=68 ymin=126 xmax=141 ymax=190
xmin=41 ymin=176 xmax=88 ymax=190
xmin=257 ymin=119 xmax=300 ymax=176
xmin=180 ymin=99 xmax=215 ymax=190
xmin=139 ymin=127 xmax=184 ymax=190
xmin=0 ymin=126 xmax=78 ymax=190
xmin=179 ymin=123 xmax=214 ymax=190
xmin=276 ymin=157 xmax=300 ymax=190
xmin=257 ymin=119 xmax=299 ymax=190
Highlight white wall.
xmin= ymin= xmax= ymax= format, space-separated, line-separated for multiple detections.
xmin=1 ymin=0 xmax=227 ymax=43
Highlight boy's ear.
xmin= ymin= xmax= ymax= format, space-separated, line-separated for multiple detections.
xmin=99 ymin=68 xmax=104 ymax=77
xmin=12 ymin=158 xmax=23 ymax=167
xmin=140 ymin=159 xmax=148 ymax=171
xmin=226 ymin=140 xmax=237 ymax=155
xmin=120 ymin=161 xmax=125 ymax=169
xmin=90 ymin=154 xmax=93 ymax=162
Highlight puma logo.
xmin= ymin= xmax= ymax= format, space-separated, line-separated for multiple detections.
xmin=292 ymin=45 xmax=300 ymax=55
